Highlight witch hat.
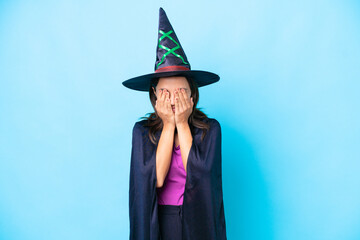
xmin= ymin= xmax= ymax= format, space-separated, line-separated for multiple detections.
xmin=122 ymin=7 xmax=220 ymax=91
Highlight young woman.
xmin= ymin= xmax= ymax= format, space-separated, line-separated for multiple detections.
xmin=151 ymin=75 xmax=201 ymax=239
xmin=123 ymin=7 xmax=227 ymax=240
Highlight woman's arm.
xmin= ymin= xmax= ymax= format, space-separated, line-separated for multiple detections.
xmin=174 ymin=88 xmax=194 ymax=173
xmin=176 ymin=122 xmax=192 ymax=173
xmin=155 ymin=123 xmax=175 ymax=188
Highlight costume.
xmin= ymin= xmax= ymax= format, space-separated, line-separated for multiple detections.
xmin=123 ymin=7 xmax=227 ymax=240
xmin=122 ymin=7 xmax=219 ymax=91
xmin=129 ymin=118 xmax=227 ymax=239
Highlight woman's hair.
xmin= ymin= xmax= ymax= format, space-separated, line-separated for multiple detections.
xmin=140 ymin=76 xmax=211 ymax=145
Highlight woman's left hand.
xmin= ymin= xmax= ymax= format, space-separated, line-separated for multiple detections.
xmin=174 ymin=88 xmax=194 ymax=126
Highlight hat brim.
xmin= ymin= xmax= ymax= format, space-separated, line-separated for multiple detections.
xmin=122 ymin=70 xmax=220 ymax=91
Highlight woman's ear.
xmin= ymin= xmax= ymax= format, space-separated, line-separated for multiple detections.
xmin=152 ymin=87 xmax=157 ymax=97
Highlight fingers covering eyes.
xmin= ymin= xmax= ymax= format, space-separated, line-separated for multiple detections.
xmin=161 ymin=90 xmax=166 ymax=101
xmin=181 ymin=90 xmax=190 ymax=108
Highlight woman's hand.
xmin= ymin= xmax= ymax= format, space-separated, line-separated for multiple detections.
xmin=155 ymin=89 xmax=175 ymax=127
xmin=174 ymin=88 xmax=194 ymax=126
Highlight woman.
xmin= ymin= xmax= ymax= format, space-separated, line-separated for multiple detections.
xmin=123 ymin=7 xmax=227 ymax=240
xmin=152 ymin=75 xmax=201 ymax=239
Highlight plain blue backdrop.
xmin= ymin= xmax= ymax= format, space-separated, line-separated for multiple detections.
xmin=1 ymin=0 xmax=360 ymax=239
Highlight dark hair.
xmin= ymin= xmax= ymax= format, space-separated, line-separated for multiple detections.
xmin=139 ymin=76 xmax=210 ymax=145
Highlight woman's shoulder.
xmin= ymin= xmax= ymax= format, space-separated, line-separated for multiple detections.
xmin=207 ymin=117 xmax=221 ymax=129
xmin=134 ymin=119 xmax=147 ymax=126
xmin=133 ymin=119 xmax=148 ymax=131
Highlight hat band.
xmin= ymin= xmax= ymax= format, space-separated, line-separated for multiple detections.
xmin=155 ymin=65 xmax=190 ymax=73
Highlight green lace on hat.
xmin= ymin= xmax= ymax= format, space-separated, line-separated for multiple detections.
xmin=156 ymin=30 xmax=188 ymax=69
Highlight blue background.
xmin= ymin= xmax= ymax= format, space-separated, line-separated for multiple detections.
xmin=1 ymin=0 xmax=360 ymax=239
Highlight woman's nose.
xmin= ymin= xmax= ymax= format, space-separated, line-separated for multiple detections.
xmin=170 ymin=93 xmax=175 ymax=105
xmin=162 ymin=90 xmax=176 ymax=105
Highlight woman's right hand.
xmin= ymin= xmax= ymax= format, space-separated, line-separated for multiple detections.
xmin=155 ymin=89 xmax=175 ymax=126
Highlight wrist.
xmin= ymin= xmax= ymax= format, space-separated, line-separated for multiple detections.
xmin=176 ymin=121 xmax=189 ymax=129
xmin=163 ymin=122 xmax=176 ymax=130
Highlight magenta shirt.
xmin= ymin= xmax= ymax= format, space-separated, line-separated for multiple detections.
xmin=156 ymin=142 xmax=187 ymax=206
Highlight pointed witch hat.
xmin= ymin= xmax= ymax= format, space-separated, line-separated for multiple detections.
xmin=122 ymin=7 xmax=220 ymax=91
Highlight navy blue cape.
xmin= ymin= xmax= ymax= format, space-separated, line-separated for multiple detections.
xmin=129 ymin=117 xmax=227 ymax=239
